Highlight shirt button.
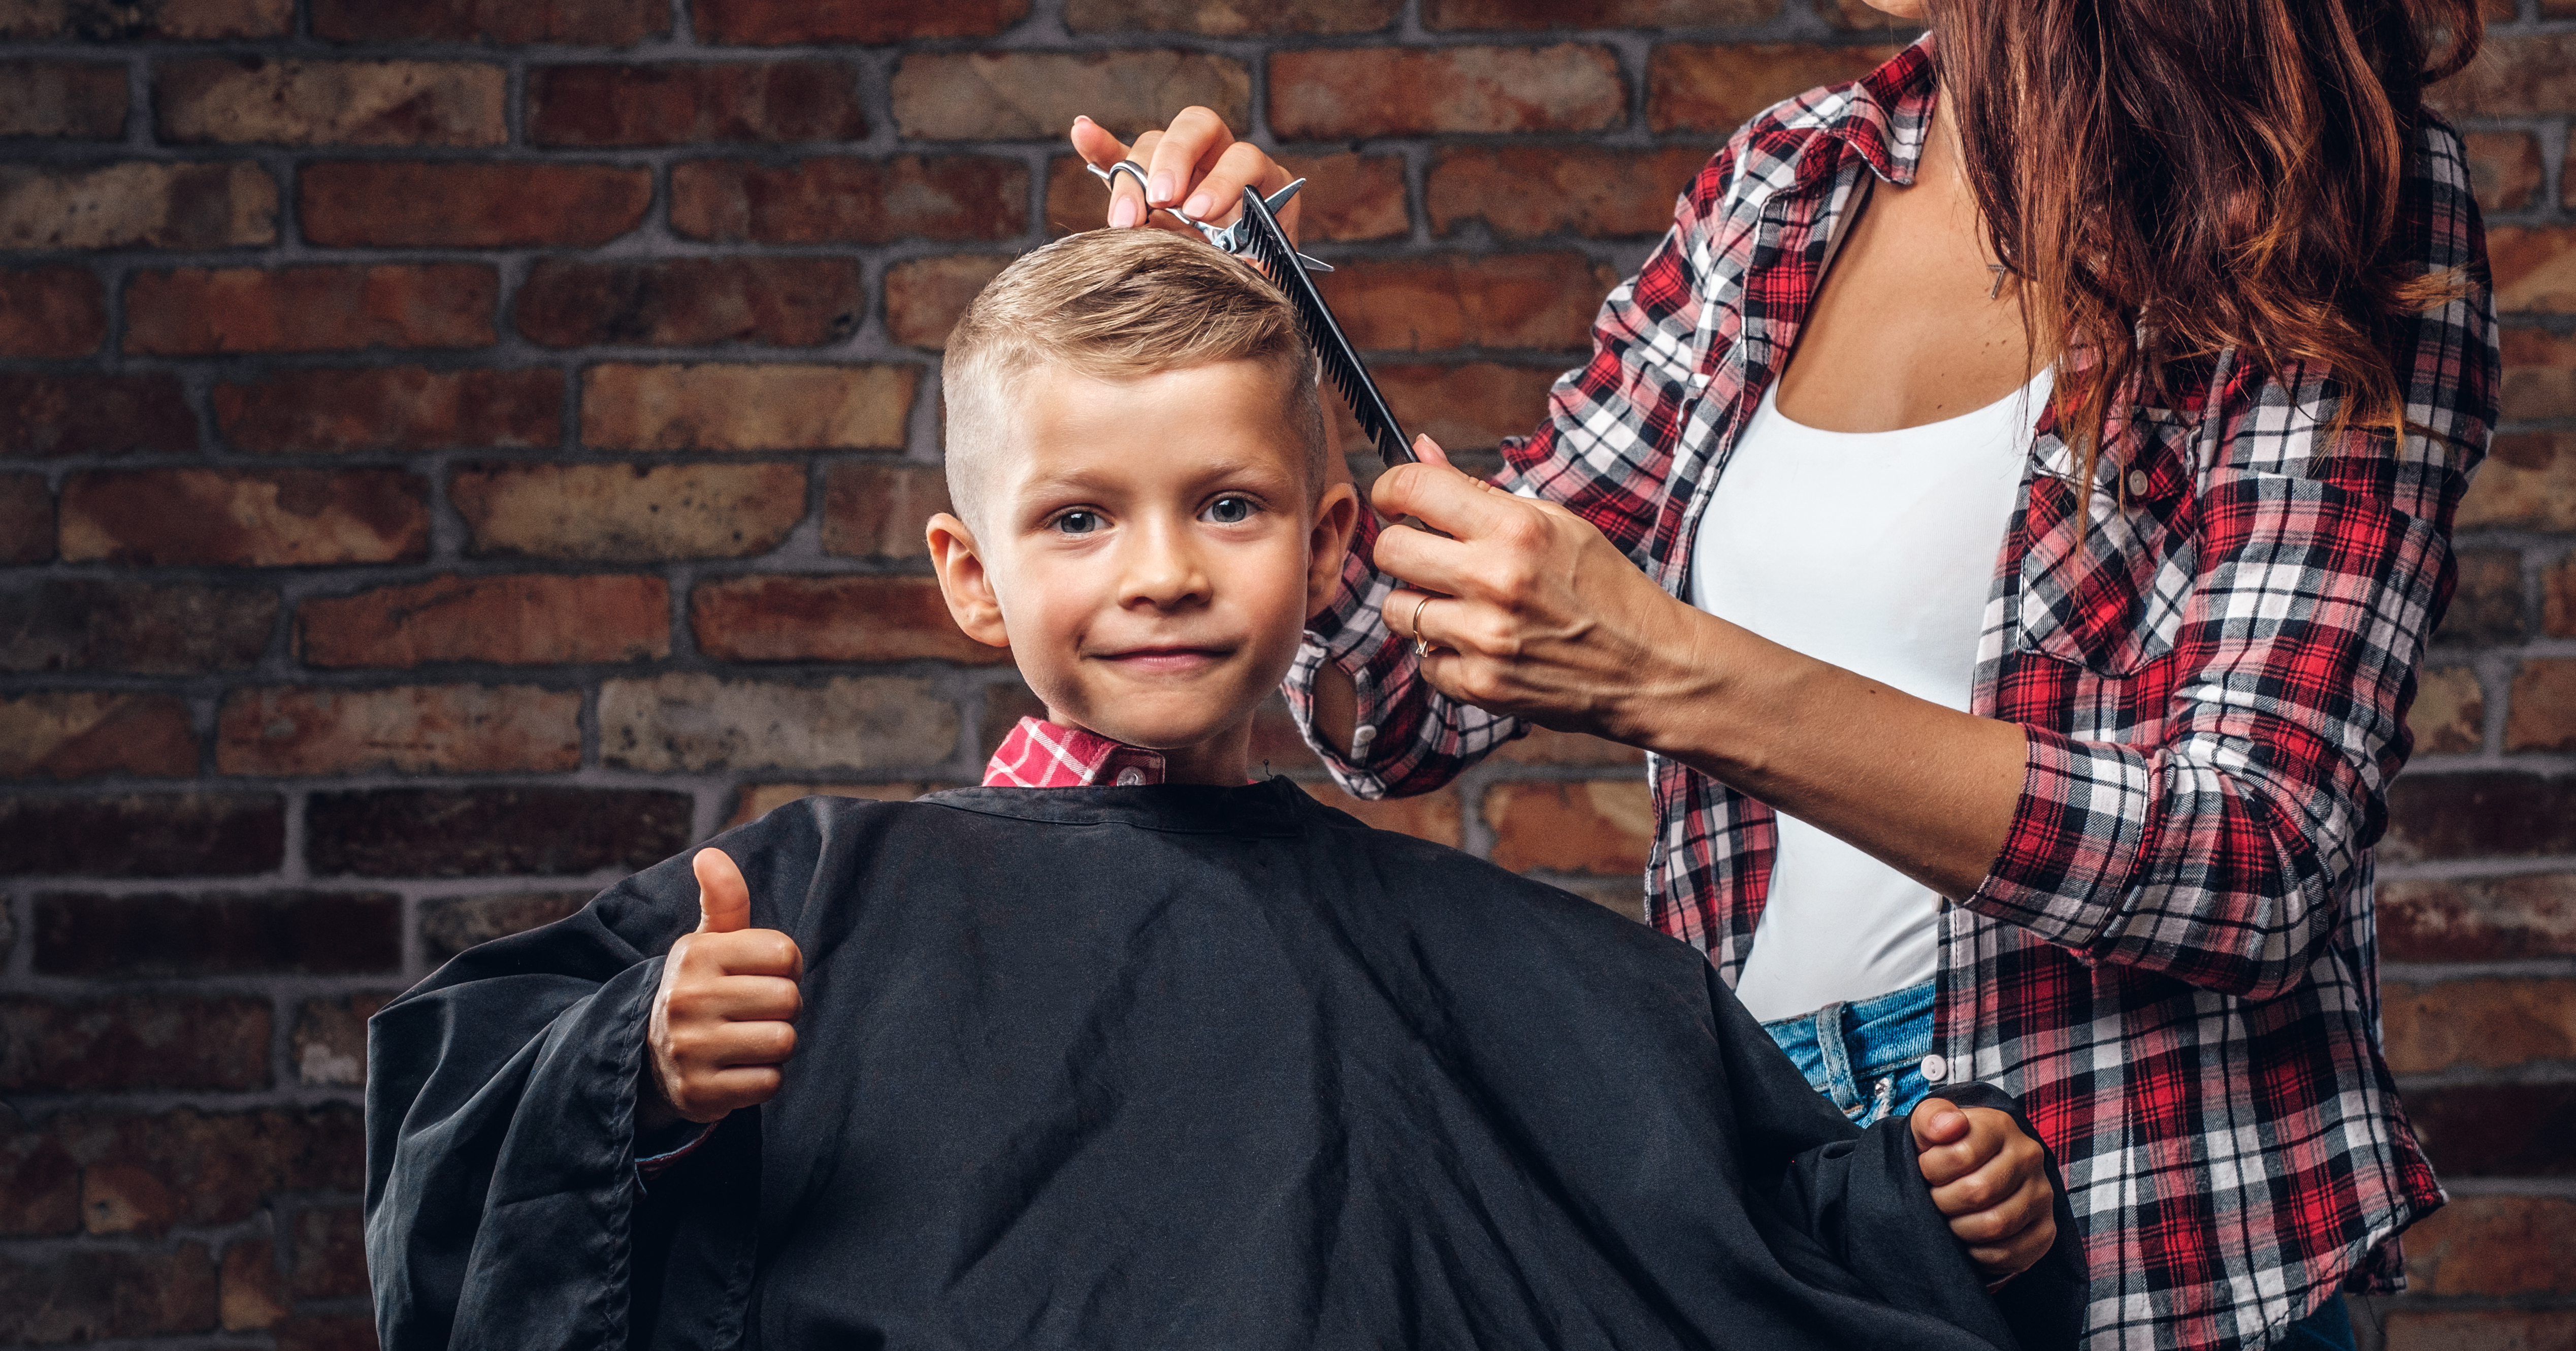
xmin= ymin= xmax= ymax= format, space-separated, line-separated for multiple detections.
xmin=1352 ymin=725 xmax=1376 ymax=744
xmin=1919 ymin=1054 xmax=1948 ymax=1083
xmin=2126 ymin=469 xmax=2152 ymax=497
xmin=1115 ymin=767 xmax=1146 ymax=787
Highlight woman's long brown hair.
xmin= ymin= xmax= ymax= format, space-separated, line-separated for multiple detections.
xmin=1929 ymin=0 xmax=2483 ymax=480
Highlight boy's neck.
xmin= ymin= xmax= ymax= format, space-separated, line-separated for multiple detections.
xmin=1044 ymin=706 xmax=1254 ymax=786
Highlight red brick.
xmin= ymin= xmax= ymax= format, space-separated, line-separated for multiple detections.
xmin=32 ymin=1105 xmax=364 ymax=1237
xmin=885 ymin=255 xmax=1010 ymax=348
xmin=291 ymin=994 xmax=387 ymax=1088
xmin=726 ymin=782 xmax=955 ymax=828
xmin=1065 ymin=0 xmax=1396 ymax=33
xmin=531 ymin=61 xmax=864 ymax=146
xmin=1429 ymin=146 xmax=1709 ymax=239
xmin=155 ymin=58 xmax=506 ymax=147
xmin=0 ymin=0 xmax=289 ymax=38
xmin=518 ymin=258 xmax=862 ymax=349
xmin=2492 ymin=227 xmax=2576 ymax=314
xmin=305 ymin=786 xmax=693 ymax=877
xmin=1271 ymin=45 xmax=1622 ymax=139
xmin=301 ymin=161 xmax=651 ymax=248
xmin=1330 ymin=361 xmax=1559 ymax=454
xmin=451 ymin=460 xmax=807 ymax=562
xmin=1813 ymin=0 xmax=1924 ymax=30
xmin=695 ymin=0 xmax=1030 ymax=44
xmin=823 ymin=460 xmax=953 ymax=560
xmin=2506 ymin=659 xmax=2576 ymax=752
xmin=601 ymin=672 xmax=959 ymax=773
xmin=2385 ymin=771 xmax=2576 ymax=861
xmin=0 ymin=1118 xmax=78 ymax=1234
xmin=1557 ymin=878 xmax=1647 ymax=923
xmin=0 ymin=160 xmax=275 ymax=250
xmin=299 ymin=573 xmax=670 ymax=668
xmin=981 ymin=682 xmax=1049 ymax=759
xmin=2552 ymin=553 xmax=2576 ymax=638
xmin=2465 ymin=130 xmax=2546 ymax=214
xmin=583 ymin=363 xmax=915 ymax=451
xmin=126 ymin=264 xmax=498 ymax=355
xmin=0 ymin=372 xmax=194 ymax=457
xmin=2406 ymin=1083 xmax=2576 ymax=1176
xmin=2385 ymin=1310 xmax=2576 ymax=1351
xmin=419 ymin=889 xmax=592 ymax=964
xmin=0 ymin=266 xmax=104 ymax=358
xmin=1299 ymin=779 xmax=1462 ymax=845
xmin=2410 ymin=665 xmax=2485 ymax=755
xmin=1319 ymin=253 xmax=1620 ymax=351
xmin=0 ymin=1245 xmax=217 ymax=1343
xmin=2503 ymin=328 xmax=2576 ymax=423
xmin=894 ymin=50 xmax=1250 ymax=140
xmin=2457 ymin=433 xmax=2576 ymax=531
xmin=692 ymin=574 xmax=1004 ymax=664
xmin=0 ymin=692 xmax=196 ymax=780
xmin=217 ymin=367 xmax=558 ymax=456
xmin=0 ymin=472 xmax=49 ymax=562
xmin=0 ymin=581 xmax=277 ymax=674
xmin=0 ymin=60 xmax=126 ymax=138
xmin=0 ymin=793 xmax=281 ymax=877
xmin=1649 ymin=43 xmax=1889 ymax=134
xmin=274 ymin=1314 xmax=381 ymax=1351
xmin=1484 ymin=779 xmax=1654 ymax=874
xmin=289 ymin=1206 xmax=369 ymax=1299
xmin=1424 ymin=0 xmax=1775 ymax=27
xmin=1 ymin=994 xmax=270 ymax=1092
xmin=220 ymin=1236 xmax=286 ymax=1332
xmin=2382 ymin=872 xmax=2576 ymax=962
xmin=2428 ymin=33 xmax=2576 ymax=118
xmin=60 ymin=468 xmax=429 ymax=567
xmin=313 ymin=0 xmax=667 ymax=44
xmin=2384 ymin=978 xmax=2576 ymax=1074
xmin=672 ymin=154 xmax=1028 ymax=244
xmin=36 ymin=891 xmax=399 ymax=976
xmin=1497 ymin=726 xmax=1647 ymax=766
xmin=216 ymin=684 xmax=582 ymax=776
xmin=2435 ymin=547 xmax=2526 ymax=646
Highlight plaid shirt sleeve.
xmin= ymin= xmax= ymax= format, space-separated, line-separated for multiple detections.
xmin=1965 ymin=125 xmax=2497 ymax=1001
xmin=1286 ymin=146 xmax=1738 ymax=798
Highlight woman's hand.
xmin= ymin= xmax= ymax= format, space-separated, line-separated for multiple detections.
xmin=1070 ymin=110 xmax=1302 ymax=245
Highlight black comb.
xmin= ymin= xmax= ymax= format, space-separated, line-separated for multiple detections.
xmin=1233 ymin=184 xmax=1416 ymax=468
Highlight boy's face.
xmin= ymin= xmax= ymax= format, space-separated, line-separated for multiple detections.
xmin=928 ymin=359 xmax=1358 ymax=785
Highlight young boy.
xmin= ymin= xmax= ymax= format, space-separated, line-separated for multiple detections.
xmin=366 ymin=229 xmax=2079 ymax=1351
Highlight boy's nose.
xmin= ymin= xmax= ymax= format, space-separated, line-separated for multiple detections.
xmin=1119 ymin=520 xmax=1211 ymax=610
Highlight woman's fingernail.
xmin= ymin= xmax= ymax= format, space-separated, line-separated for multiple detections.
xmin=1183 ymin=191 xmax=1213 ymax=219
xmin=1149 ymin=172 xmax=1176 ymax=204
xmin=1110 ymin=197 xmax=1139 ymax=229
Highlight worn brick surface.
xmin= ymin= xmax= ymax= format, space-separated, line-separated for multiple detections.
xmin=1649 ymin=43 xmax=1893 ymax=134
xmin=34 ymin=1105 xmax=365 ymax=1235
xmin=583 ymin=363 xmax=914 ymax=451
xmin=60 ymin=468 xmax=430 ymax=566
xmin=2383 ymin=1309 xmax=2576 ymax=1351
xmin=0 ymin=160 xmax=276 ymax=249
xmin=291 ymin=994 xmax=387 ymax=1087
xmin=672 ymin=155 xmax=1029 ymax=244
xmin=125 ymin=264 xmax=499 ymax=355
xmin=531 ymin=61 xmax=865 ymax=145
xmin=0 ymin=371 xmax=194 ymax=457
xmin=2465 ymin=130 xmax=2546 ymax=214
xmin=884 ymin=254 xmax=1011 ymax=348
xmin=2503 ymin=327 xmax=2576 ymax=423
xmin=2426 ymin=32 xmax=2576 ymax=118
xmin=2551 ymin=552 xmax=2576 ymax=638
xmin=0 ymin=59 xmax=125 ymax=138
xmin=1272 ymin=45 xmax=1623 ymax=139
xmin=300 ymin=161 xmax=651 ymax=248
xmin=35 ymin=890 xmax=400 ymax=976
xmin=822 ymin=460 xmax=953 ymax=559
xmin=2384 ymin=978 xmax=2576 ymax=1074
xmin=271 ymin=1313 xmax=381 ymax=1351
xmin=0 ymin=472 xmax=49 ymax=562
xmin=519 ymin=258 xmax=863 ymax=349
xmin=725 ymin=781 xmax=950 ymax=827
xmin=693 ymin=575 xmax=1002 ymax=665
xmin=2382 ymin=872 xmax=2576 ymax=962
xmin=0 ymin=581 xmax=278 ymax=674
xmin=1496 ymin=726 xmax=1647 ymax=766
xmin=216 ymin=366 xmax=559 ymax=455
xmin=2460 ymin=433 xmax=2576 ymax=531
xmin=0 ymin=266 xmax=103 ymax=359
xmin=1332 ymin=362 xmax=1562 ymax=453
xmin=220 ymin=1236 xmax=286 ymax=1332
xmin=0 ymin=791 xmax=283 ymax=877
xmin=288 ymin=1206 xmax=369 ymax=1299
xmin=1067 ymin=0 xmax=1395 ymax=31
xmin=1299 ymin=779 xmax=1462 ymax=845
xmin=2385 ymin=771 xmax=2576 ymax=861
xmin=0 ymin=0 xmax=290 ymax=39
xmin=155 ymin=58 xmax=507 ymax=146
xmin=300 ymin=573 xmax=669 ymax=668
xmin=305 ymin=786 xmax=694 ymax=877
xmin=601 ymin=672 xmax=960 ymax=772
xmin=2400 ymin=1192 xmax=2576 ymax=1296
xmin=1425 ymin=0 xmax=1777 ymax=26
xmin=1483 ymin=780 xmax=1655 ymax=874
xmin=449 ymin=460 xmax=808 ymax=562
xmin=1319 ymin=253 xmax=1620 ymax=351
xmin=2505 ymin=658 xmax=2576 ymax=752
xmin=420 ymin=890 xmax=593 ymax=964
xmin=216 ymin=683 xmax=582 ymax=776
xmin=1428 ymin=146 xmax=1711 ymax=239
xmin=893 ymin=51 xmax=1250 ymax=140
xmin=2492 ymin=227 xmax=2576 ymax=315
xmin=696 ymin=0 xmax=1031 ymax=44
xmin=0 ymin=994 xmax=270 ymax=1091
xmin=0 ymin=690 xmax=196 ymax=779
xmin=2405 ymin=1082 xmax=2576 ymax=1176
xmin=313 ymin=0 xmax=668 ymax=44
xmin=0 ymin=1244 xmax=217 ymax=1343
xmin=2409 ymin=665 xmax=2486 ymax=755
xmin=2436 ymin=547 xmax=2528 ymax=647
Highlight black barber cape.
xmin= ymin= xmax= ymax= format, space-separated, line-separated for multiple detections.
xmin=367 ymin=779 xmax=2081 ymax=1350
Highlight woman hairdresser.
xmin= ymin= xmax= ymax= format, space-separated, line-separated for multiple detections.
xmin=1076 ymin=0 xmax=2498 ymax=1345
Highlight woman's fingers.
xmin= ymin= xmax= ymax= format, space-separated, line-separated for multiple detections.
xmin=1144 ymin=105 xmax=1235 ymax=207
xmin=1073 ymin=108 xmax=1305 ymax=245
xmin=1069 ymin=116 xmax=1148 ymax=229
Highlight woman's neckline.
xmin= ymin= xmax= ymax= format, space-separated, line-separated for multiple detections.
xmin=1759 ymin=365 xmax=2052 ymax=443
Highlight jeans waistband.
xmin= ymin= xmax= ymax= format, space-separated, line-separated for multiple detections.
xmin=1758 ymin=979 xmax=1937 ymax=1124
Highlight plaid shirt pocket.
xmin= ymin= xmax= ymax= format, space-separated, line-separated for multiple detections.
xmin=2018 ymin=415 xmax=2202 ymax=677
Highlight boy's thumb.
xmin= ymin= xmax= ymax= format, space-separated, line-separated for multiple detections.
xmin=693 ymin=847 xmax=751 ymax=934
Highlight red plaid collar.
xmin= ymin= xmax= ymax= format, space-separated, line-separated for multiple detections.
xmin=982 ymin=717 xmax=1167 ymax=788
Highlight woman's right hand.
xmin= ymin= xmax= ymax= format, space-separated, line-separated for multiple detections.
xmin=1070 ymin=109 xmax=1303 ymax=247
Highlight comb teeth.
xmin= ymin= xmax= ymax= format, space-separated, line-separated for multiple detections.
xmin=1234 ymin=185 xmax=1414 ymax=468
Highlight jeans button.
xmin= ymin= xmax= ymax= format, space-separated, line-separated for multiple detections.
xmin=1920 ymin=1054 xmax=1948 ymax=1083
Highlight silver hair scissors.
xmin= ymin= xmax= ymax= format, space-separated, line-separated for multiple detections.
xmin=1088 ymin=160 xmax=1332 ymax=273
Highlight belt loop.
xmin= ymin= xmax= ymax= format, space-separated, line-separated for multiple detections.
xmin=1812 ymin=1001 xmax=1860 ymax=1116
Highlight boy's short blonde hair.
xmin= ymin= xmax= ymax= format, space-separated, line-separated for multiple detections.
xmin=942 ymin=228 xmax=1330 ymax=532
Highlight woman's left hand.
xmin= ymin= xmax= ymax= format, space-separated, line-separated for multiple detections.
xmin=1373 ymin=436 xmax=1714 ymax=750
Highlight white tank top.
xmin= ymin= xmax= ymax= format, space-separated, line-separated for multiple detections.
xmin=1689 ymin=367 xmax=2049 ymax=1024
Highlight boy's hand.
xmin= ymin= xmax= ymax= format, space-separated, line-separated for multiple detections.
xmin=639 ymin=848 xmax=804 ymax=1129
xmin=1911 ymin=1097 xmax=2058 ymax=1282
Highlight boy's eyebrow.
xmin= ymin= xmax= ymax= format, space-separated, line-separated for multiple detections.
xmin=1014 ymin=455 xmax=1298 ymax=500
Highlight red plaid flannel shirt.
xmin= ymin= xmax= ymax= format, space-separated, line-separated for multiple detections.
xmin=983 ymin=717 xmax=1170 ymax=787
xmin=1288 ymin=36 xmax=2497 ymax=1350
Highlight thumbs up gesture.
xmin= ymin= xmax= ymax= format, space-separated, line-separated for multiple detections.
xmin=639 ymin=848 xmax=805 ymax=1129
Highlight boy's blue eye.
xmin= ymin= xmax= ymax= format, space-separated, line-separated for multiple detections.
xmin=1203 ymin=496 xmax=1255 ymax=525
xmin=1054 ymin=510 xmax=1102 ymax=536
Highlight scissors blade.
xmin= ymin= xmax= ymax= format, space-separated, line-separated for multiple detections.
xmin=1089 ymin=164 xmax=1331 ymax=270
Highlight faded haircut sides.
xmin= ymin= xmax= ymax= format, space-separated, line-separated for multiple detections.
xmin=941 ymin=227 xmax=1331 ymax=535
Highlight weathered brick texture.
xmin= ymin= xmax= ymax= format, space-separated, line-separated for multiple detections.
xmin=0 ymin=2 xmax=2567 ymax=1345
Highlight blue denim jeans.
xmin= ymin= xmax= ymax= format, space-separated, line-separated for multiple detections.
xmin=1758 ymin=979 xmax=1940 ymax=1129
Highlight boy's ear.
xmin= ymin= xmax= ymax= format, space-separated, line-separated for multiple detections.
xmin=1303 ymin=482 xmax=1361 ymax=621
xmin=925 ymin=512 xmax=1012 ymax=650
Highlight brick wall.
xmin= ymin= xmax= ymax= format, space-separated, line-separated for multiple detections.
xmin=0 ymin=2 xmax=2567 ymax=1347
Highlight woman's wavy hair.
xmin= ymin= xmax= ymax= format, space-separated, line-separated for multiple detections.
xmin=1930 ymin=0 xmax=2483 ymax=479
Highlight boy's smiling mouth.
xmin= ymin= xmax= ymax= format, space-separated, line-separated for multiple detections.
xmin=1092 ymin=644 xmax=1235 ymax=674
